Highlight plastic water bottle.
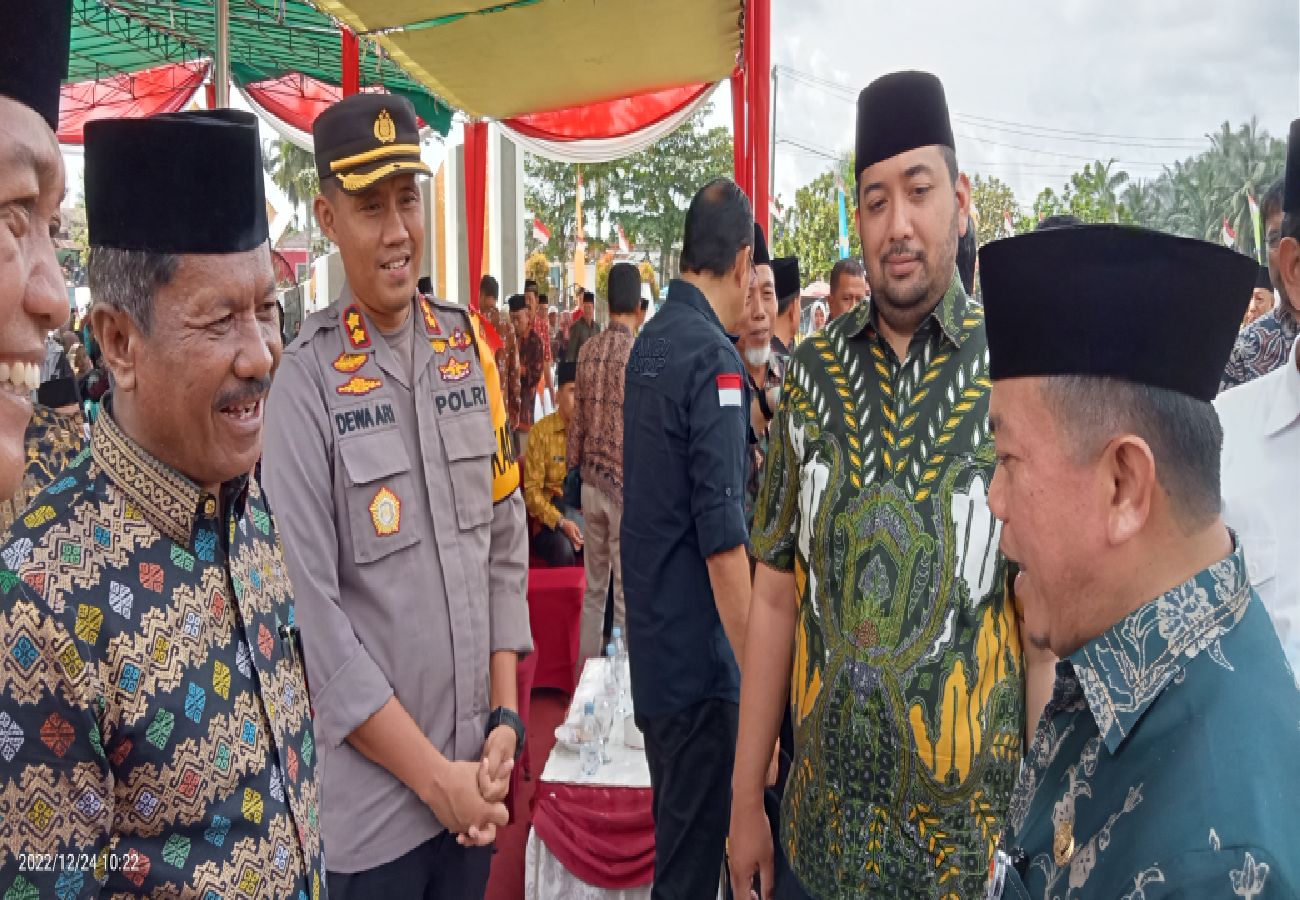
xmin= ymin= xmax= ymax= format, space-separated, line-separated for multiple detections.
xmin=579 ymin=701 xmax=600 ymax=777
xmin=612 ymin=627 xmax=630 ymax=715
xmin=603 ymin=642 xmax=619 ymax=696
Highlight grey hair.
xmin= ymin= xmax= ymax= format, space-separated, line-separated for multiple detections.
xmin=87 ymin=247 xmax=180 ymax=335
xmin=1039 ymin=376 xmax=1222 ymax=530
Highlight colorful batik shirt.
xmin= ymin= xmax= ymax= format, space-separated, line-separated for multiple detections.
xmin=999 ymin=540 xmax=1300 ymax=899
xmin=1220 ymin=303 xmax=1299 ymax=392
xmin=0 ymin=405 xmax=323 ymax=898
xmin=518 ymin=329 xmax=545 ymax=429
xmin=482 ymin=304 xmax=522 ymax=432
xmin=0 ymin=405 xmax=87 ymax=535
xmin=744 ymin=351 xmax=788 ymax=533
xmin=751 ymin=274 xmax=1024 ymax=898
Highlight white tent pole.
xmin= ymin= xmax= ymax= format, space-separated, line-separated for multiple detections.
xmin=214 ymin=0 xmax=230 ymax=107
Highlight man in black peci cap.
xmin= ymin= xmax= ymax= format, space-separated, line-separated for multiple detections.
xmin=0 ymin=0 xmax=76 ymax=511
xmin=262 ymin=92 xmax=530 ymax=900
xmin=0 ymin=109 xmax=325 ymax=896
xmin=981 ymin=224 xmax=1300 ymax=898
xmin=1221 ymin=143 xmax=1300 ymax=392
xmin=732 ymin=71 xmax=1034 ymax=899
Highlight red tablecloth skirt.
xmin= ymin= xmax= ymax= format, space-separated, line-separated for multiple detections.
xmin=531 ymin=782 xmax=655 ymax=889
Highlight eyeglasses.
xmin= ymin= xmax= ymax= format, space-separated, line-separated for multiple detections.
xmin=1266 ymin=231 xmax=1283 ymax=251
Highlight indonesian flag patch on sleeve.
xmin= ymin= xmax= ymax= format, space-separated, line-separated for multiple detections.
xmin=716 ymin=372 xmax=743 ymax=407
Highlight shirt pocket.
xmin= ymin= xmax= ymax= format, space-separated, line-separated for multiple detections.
xmin=339 ymin=436 xmax=420 ymax=564
xmin=440 ymin=418 xmax=496 ymax=531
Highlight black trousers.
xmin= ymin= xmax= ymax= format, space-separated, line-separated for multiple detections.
xmin=638 ymin=698 xmax=738 ymax=900
xmin=326 ymin=831 xmax=492 ymax=900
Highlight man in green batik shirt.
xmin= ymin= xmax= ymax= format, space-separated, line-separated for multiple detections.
xmin=981 ymin=226 xmax=1300 ymax=899
xmin=730 ymin=71 xmax=1054 ymax=900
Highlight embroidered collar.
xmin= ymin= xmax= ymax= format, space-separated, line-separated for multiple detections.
xmin=1067 ymin=539 xmax=1252 ymax=755
xmin=845 ymin=270 xmax=973 ymax=349
xmin=91 ymin=398 xmax=250 ymax=548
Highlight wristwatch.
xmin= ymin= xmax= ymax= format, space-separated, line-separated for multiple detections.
xmin=486 ymin=706 xmax=526 ymax=760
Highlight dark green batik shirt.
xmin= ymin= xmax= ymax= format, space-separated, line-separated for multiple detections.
xmin=752 ymin=274 xmax=1025 ymax=898
xmin=999 ymin=540 xmax=1300 ymax=900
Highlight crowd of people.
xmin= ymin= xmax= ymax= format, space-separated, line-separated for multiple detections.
xmin=2 ymin=4 xmax=1299 ymax=900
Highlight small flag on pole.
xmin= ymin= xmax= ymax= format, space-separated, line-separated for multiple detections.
xmin=532 ymin=218 xmax=551 ymax=244
xmin=1247 ymin=194 xmax=1263 ymax=262
xmin=1222 ymin=218 xmax=1237 ymax=248
xmin=834 ymin=170 xmax=850 ymax=259
xmin=617 ymin=224 xmax=630 ymax=255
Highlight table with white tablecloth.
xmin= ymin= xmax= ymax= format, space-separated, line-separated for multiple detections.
xmin=524 ymin=657 xmax=655 ymax=900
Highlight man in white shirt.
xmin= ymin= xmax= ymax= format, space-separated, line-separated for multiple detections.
xmin=1217 ymin=124 xmax=1300 ymax=679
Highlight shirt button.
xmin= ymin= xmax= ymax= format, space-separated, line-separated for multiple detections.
xmin=725 ymin=487 xmax=732 ymax=497
xmin=203 ymin=497 xmax=217 ymax=518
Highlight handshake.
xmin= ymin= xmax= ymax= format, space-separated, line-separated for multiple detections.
xmin=419 ymin=723 xmax=519 ymax=847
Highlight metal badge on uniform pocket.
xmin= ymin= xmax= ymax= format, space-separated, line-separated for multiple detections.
xmin=369 ymin=486 xmax=402 ymax=536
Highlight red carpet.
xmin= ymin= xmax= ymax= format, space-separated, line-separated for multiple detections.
xmin=486 ymin=688 xmax=569 ymax=900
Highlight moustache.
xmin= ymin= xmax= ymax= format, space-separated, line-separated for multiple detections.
xmin=214 ymin=377 xmax=272 ymax=412
xmin=881 ymin=244 xmax=925 ymax=266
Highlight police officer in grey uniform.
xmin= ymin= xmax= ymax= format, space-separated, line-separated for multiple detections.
xmin=261 ymin=93 xmax=531 ymax=900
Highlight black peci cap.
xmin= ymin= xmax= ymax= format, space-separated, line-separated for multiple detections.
xmin=980 ymin=224 xmax=1257 ymax=403
xmin=0 ymin=0 xmax=72 ymax=131
xmin=855 ymin=71 xmax=955 ymax=184
xmin=508 ymin=294 xmax=528 ymax=313
xmin=556 ymin=360 xmax=577 ymax=386
xmin=1285 ymin=119 xmax=1300 ymax=215
xmin=753 ymin=222 xmax=771 ymax=266
xmin=85 ymin=110 xmax=268 ymax=254
xmin=771 ymin=256 xmax=801 ymax=302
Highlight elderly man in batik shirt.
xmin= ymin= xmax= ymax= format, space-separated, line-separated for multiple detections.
xmin=1221 ymin=168 xmax=1300 ymax=391
xmin=730 ymin=72 xmax=1040 ymax=899
xmin=982 ymin=225 xmax=1300 ymax=899
xmin=0 ymin=111 xmax=323 ymax=897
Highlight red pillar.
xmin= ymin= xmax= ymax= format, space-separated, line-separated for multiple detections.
xmin=464 ymin=121 xmax=488 ymax=313
xmin=748 ymin=0 xmax=771 ymax=235
xmin=731 ymin=67 xmax=749 ymax=200
xmin=341 ymin=28 xmax=360 ymax=96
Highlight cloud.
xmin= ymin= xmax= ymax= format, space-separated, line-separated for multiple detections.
xmin=745 ymin=0 xmax=1298 ymax=208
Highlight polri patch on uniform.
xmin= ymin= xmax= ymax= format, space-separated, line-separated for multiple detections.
xmin=343 ymin=305 xmax=371 ymax=350
xmin=716 ymin=372 xmax=743 ymax=407
xmin=332 ymin=352 xmax=367 ymax=374
xmin=438 ymin=357 xmax=471 ymax=383
xmin=336 ymin=375 xmax=383 ymax=396
xmin=369 ymin=486 xmax=401 ymax=536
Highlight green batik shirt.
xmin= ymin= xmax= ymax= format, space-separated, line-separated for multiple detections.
xmin=752 ymin=274 xmax=1024 ymax=898
xmin=999 ymin=539 xmax=1300 ymax=900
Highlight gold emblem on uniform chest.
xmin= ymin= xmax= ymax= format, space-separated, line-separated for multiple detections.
xmin=369 ymin=486 xmax=401 ymax=536
xmin=1053 ymin=818 xmax=1075 ymax=867
xmin=438 ymin=357 xmax=471 ymax=382
xmin=374 ymin=109 xmax=397 ymax=144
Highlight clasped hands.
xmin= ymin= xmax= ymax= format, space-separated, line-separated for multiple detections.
xmin=424 ymin=725 xmax=518 ymax=848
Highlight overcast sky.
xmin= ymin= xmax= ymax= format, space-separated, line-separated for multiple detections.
xmin=711 ymin=0 xmax=1299 ymax=208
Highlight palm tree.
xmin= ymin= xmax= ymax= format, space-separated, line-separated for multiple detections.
xmin=264 ymin=139 xmax=321 ymax=277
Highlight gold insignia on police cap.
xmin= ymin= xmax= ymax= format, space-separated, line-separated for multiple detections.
xmin=369 ymin=486 xmax=401 ymax=537
xmin=374 ymin=108 xmax=397 ymax=144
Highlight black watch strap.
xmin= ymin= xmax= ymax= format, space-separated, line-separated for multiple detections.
xmin=486 ymin=706 xmax=525 ymax=759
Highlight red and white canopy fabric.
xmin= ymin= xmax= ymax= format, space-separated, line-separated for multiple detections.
xmin=58 ymin=61 xmax=209 ymax=145
xmin=499 ymin=82 xmax=717 ymax=164
xmin=239 ymin=72 xmax=395 ymax=152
